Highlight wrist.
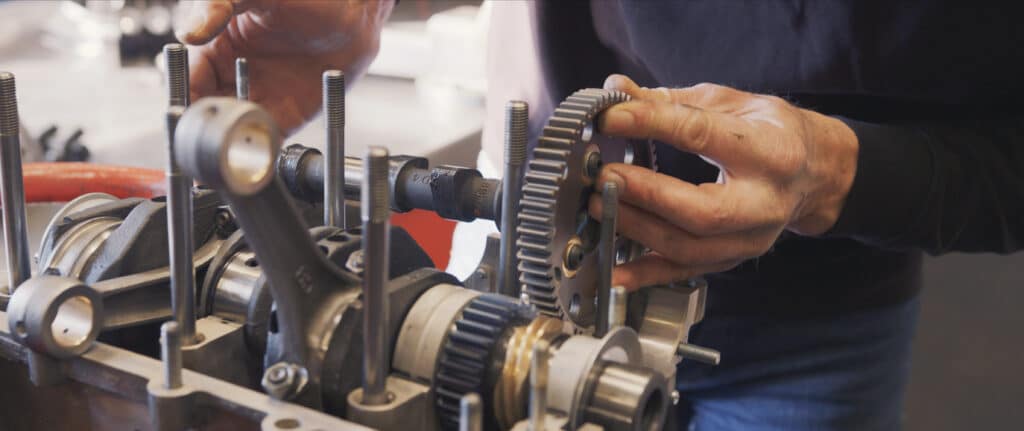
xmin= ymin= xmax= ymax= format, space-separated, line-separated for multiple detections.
xmin=790 ymin=110 xmax=859 ymax=235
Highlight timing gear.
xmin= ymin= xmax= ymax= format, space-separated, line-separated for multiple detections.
xmin=516 ymin=89 xmax=656 ymax=328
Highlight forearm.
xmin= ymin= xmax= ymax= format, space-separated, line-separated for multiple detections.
xmin=826 ymin=116 xmax=1024 ymax=254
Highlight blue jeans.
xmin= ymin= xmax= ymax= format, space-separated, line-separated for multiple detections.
xmin=675 ymin=296 xmax=921 ymax=431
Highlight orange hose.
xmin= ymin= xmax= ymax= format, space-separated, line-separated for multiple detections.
xmin=24 ymin=162 xmax=165 ymax=202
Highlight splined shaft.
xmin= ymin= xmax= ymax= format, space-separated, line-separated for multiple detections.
xmin=323 ymin=70 xmax=346 ymax=228
xmin=163 ymin=44 xmax=189 ymax=107
xmin=361 ymin=146 xmax=391 ymax=405
xmin=0 ymin=72 xmax=30 ymax=294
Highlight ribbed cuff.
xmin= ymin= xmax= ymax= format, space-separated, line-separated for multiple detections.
xmin=825 ymin=117 xmax=936 ymax=247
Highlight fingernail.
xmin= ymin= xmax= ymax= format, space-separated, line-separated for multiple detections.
xmin=603 ymin=74 xmax=630 ymax=90
xmin=601 ymin=108 xmax=635 ymax=131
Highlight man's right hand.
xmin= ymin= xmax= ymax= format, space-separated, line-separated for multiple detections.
xmin=175 ymin=0 xmax=394 ymax=134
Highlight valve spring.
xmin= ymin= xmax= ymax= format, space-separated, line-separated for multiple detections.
xmin=0 ymin=72 xmax=17 ymax=136
xmin=323 ymin=70 xmax=345 ymax=128
xmin=504 ymin=101 xmax=528 ymax=165
xmin=363 ymin=147 xmax=390 ymax=222
xmin=163 ymin=44 xmax=190 ymax=107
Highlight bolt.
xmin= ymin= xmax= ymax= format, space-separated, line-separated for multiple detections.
xmin=261 ymin=362 xmax=308 ymax=400
xmin=584 ymin=151 xmax=603 ymax=179
xmin=499 ymin=100 xmax=528 ymax=298
xmin=0 ymin=72 xmax=30 ymax=293
xmin=564 ymin=243 xmax=584 ymax=271
xmin=323 ymin=69 xmax=345 ymax=229
xmin=160 ymin=321 xmax=183 ymax=389
xmin=163 ymin=44 xmax=189 ymax=107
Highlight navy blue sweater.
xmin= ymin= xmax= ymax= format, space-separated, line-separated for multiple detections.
xmin=535 ymin=1 xmax=1024 ymax=315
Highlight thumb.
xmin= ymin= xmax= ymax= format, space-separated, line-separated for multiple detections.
xmin=174 ymin=0 xmax=237 ymax=45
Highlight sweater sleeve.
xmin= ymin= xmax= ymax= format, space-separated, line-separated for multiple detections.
xmin=826 ymin=116 xmax=1024 ymax=254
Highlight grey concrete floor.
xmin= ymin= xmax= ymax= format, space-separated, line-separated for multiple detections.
xmin=906 ymin=253 xmax=1024 ymax=430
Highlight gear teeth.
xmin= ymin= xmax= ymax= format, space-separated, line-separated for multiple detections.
xmin=434 ymin=295 xmax=528 ymax=430
xmin=516 ymin=88 xmax=646 ymax=322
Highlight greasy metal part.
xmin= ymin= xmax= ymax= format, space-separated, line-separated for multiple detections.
xmin=583 ymin=362 xmax=668 ymax=431
xmin=609 ymin=286 xmax=627 ymax=329
xmin=161 ymin=321 xmax=183 ymax=389
xmin=494 ymin=315 xmax=563 ymax=430
xmin=595 ymin=182 xmax=619 ymax=337
xmin=499 ymin=101 xmax=528 ymax=297
xmin=277 ymin=145 xmax=502 ymax=222
xmin=6 ymin=275 xmax=103 ymax=358
xmin=460 ymin=392 xmax=483 ymax=431
xmin=163 ymin=44 xmax=189 ymax=107
xmin=323 ymin=70 xmax=346 ymax=228
xmin=546 ymin=327 xmax=643 ymax=430
xmin=517 ymin=88 xmax=655 ymax=327
xmin=392 ymin=283 xmax=480 ymax=383
xmin=174 ymin=97 xmax=363 ymax=409
xmin=347 ymin=376 xmax=430 ymax=430
xmin=165 ymin=106 xmax=198 ymax=345
xmin=631 ymin=282 xmax=712 ymax=378
xmin=528 ymin=339 xmax=551 ymax=431
xmin=0 ymin=311 xmax=373 ymax=430
xmin=462 ymin=233 xmax=500 ymax=292
xmin=361 ymin=146 xmax=391 ymax=406
xmin=235 ymin=58 xmax=249 ymax=101
xmin=677 ymin=342 xmax=721 ymax=365
xmin=0 ymin=72 xmax=31 ymax=295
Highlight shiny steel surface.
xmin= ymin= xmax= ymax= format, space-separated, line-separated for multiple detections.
xmin=361 ymin=146 xmax=391 ymax=405
xmin=495 ymin=315 xmax=563 ymax=430
xmin=211 ymin=250 xmax=261 ymax=323
xmin=0 ymin=72 xmax=30 ymax=294
xmin=459 ymin=393 xmax=483 ymax=431
xmin=499 ymin=100 xmax=527 ymax=297
xmin=528 ymin=339 xmax=551 ymax=431
xmin=235 ymin=58 xmax=249 ymax=101
xmin=595 ymin=182 xmax=619 ymax=337
xmin=323 ymin=70 xmax=346 ymax=228
xmin=160 ymin=321 xmax=183 ymax=389
xmin=165 ymin=107 xmax=197 ymax=344
xmin=583 ymin=362 xmax=668 ymax=431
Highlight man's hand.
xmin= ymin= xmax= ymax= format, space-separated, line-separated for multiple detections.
xmin=175 ymin=0 xmax=393 ymax=134
xmin=590 ymin=75 xmax=859 ymax=290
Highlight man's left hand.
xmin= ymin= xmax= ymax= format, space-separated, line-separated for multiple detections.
xmin=590 ymin=75 xmax=859 ymax=290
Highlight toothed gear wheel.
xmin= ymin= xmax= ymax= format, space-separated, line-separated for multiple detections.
xmin=516 ymin=89 xmax=656 ymax=328
xmin=434 ymin=294 xmax=532 ymax=430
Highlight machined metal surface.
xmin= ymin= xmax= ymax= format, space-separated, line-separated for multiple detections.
xmin=236 ymin=58 xmax=249 ymax=101
xmin=161 ymin=321 xmax=183 ymax=389
xmin=632 ymin=281 xmax=711 ymax=377
xmin=393 ymin=283 xmax=480 ymax=383
xmin=595 ymin=182 xmax=619 ymax=337
xmin=324 ymin=70 xmax=347 ymax=229
xmin=460 ymin=392 xmax=483 ymax=431
xmin=516 ymin=88 xmax=655 ymax=328
xmin=163 ymin=44 xmax=189 ymax=107
xmin=528 ymin=340 xmax=551 ymax=431
xmin=0 ymin=72 xmax=31 ymax=295
xmin=361 ymin=146 xmax=391 ymax=406
xmin=499 ymin=100 xmax=528 ymax=297
xmin=583 ymin=362 xmax=668 ymax=431
xmin=6 ymin=275 xmax=103 ymax=358
xmin=165 ymin=106 xmax=198 ymax=344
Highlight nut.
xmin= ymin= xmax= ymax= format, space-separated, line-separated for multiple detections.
xmin=261 ymin=362 xmax=309 ymax=400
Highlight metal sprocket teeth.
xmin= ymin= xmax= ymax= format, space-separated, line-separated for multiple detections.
xmin=516 ymin=88 xmax=652 ymax=328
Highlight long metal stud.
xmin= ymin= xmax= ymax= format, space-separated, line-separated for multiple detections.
xmin=161 ymin=321 xmax=183 ymax=389
xmin=528 ymin=339 xmax=551 ymax=431
xmin=609 ymin=285 xmax=627 ymax=329
xmin=459 ymin=392 xmax=483 ymax=431
xmin=163 ymin=44 xmax=189 ymax=107
xmin=0 ymin=72 xmax=30 ymax=295
xmin=498 ymin=101 xmax=527 ymax=296
xmin=361 ymin=146 xmax=390 ymax=405
xmin=595 ymin=181 xmax=619 ymax=337
xmin=165 ymin=107 xmax=197 ymax=344
xmin=235 ymin=58 xmax=249 ymax=101
xmin=323 ymin=70 xmax=346 ymax=228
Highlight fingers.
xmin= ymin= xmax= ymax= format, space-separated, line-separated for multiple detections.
xmin=589 ymin=197 xmax=774 ymax=266
xmin=175 ymin=0 xmax=237 ymax=45
xmin=603 ymin=74 xmax=752 ymax=112
xmin=611 ymin=253 xmax=736 ymax=291
xmin=598 ymin=98 xmax=762 ymax=169
xmin=596 ymin=163 xmax=784 ymax=235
